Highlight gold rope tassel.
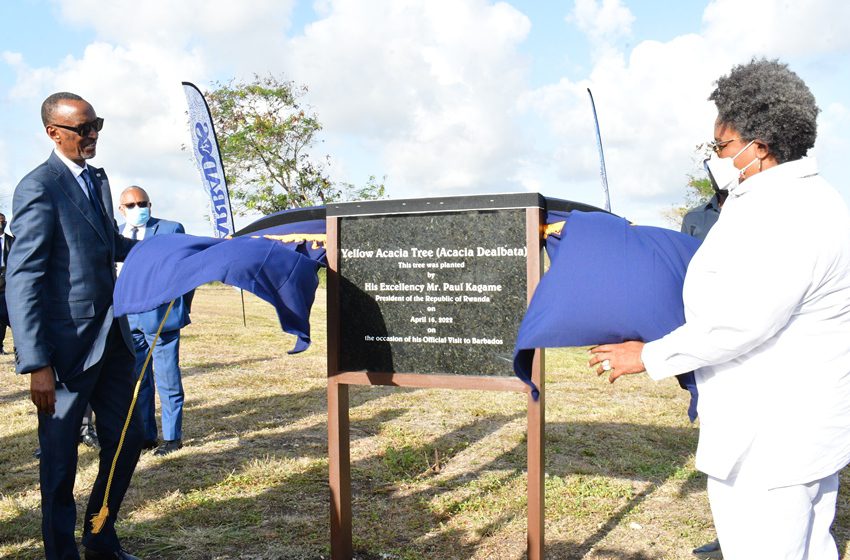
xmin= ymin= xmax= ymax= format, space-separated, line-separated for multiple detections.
xmin=542 ymin=220 xmax=566 ymax=239
xmin=90 ymin=300 xmax=175 ymax=534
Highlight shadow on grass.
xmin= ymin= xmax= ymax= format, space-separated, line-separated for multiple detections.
xmin=0 ymin=413 xmax=702 ymax=559
xmin=545 ymin=547 xmax=656 ymax=560
xmin=4 ymin=389 xmax=847 ymax=559
xmin=0 ymin=425 xmax=102 ymax=493
xmin=0 ymin=387 xmax=30 ymax=404
xmin=180 ymin=355 xmax=278 ymax=377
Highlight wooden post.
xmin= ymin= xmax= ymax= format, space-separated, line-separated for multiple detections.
xmin=328 ymin=379 xmax=352 ymax=559
xmin=327 ymin=217 xmax=353 ymax=560
xmin=326 ymin=200 xmax=549 ymax=559
xmin=526 ymin=208 xmax=545 ymax=560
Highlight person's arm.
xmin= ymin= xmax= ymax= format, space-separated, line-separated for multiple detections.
xmin=641 ymin=222 xmax=814 ymax=380
xmin=6 ymin=177 xmax=57 ymax=413
xmin=592 ymin=209 xmax=815 ymax=382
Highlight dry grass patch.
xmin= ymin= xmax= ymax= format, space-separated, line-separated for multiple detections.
xmin=1 ymin=284 xmax=849 ymax=559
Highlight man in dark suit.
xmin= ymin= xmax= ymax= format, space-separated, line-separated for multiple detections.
xmin=118 ymin=186 xmax=191 ymax=457
xmin=7 ymin=92 xmax=143 ymax=560
xmin=0 ymin=212 xmax=13 ymax=354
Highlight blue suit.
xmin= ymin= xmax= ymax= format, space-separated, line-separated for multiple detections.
xmin=6 ymin=151 xmax=143 ymax=558
xmin=120 ymin=217 xmax=190 ymax=443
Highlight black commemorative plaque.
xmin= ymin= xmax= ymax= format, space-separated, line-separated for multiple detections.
xmin=336 ymin=204 xmax=531 ymax=376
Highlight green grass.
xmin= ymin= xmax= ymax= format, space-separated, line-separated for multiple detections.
xmin=1 ymin=285 xmax=849 ymax=559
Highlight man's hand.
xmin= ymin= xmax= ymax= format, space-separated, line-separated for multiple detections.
xmin=588 ymin=341 xmax=647 ymax=383
xmin=30 ymin=366 xmax=56 ymax=415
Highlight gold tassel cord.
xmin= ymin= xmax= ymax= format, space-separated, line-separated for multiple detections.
xmin=542 ymin=221 xmax=566 ymax=239
xmin=252 ymin=233 xmax=327 ymax=249
xmin=90 ymin=300 xmax=175 ymax=534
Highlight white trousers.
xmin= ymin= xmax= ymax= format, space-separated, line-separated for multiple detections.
xmin=707 ymin=457 xmax=839 ymax=560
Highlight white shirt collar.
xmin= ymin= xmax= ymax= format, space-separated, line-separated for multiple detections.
xmin=730 ymin=157 xmax=819 ymax=198
xmin=53 ymin=148 xmax=90 ymax=178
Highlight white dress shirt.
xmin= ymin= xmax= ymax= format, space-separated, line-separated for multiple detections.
xmin=121 ymin=224 xmax=147 ymax=241
xmin=642 ymin=158 xmax=850 ymax=488
xmin=53 ymin=148 xmax=93 ymax=199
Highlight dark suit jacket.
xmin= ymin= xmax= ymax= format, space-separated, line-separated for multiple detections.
xmin=0 ymin=233 xmax=14 ymax=293
xmin=120 ymin=217 xmax=191 ymax=333
xmin=680 ymin=194 xmax=722 ymax=241
xmin=6 ymin=151 xmax=136 ymax=380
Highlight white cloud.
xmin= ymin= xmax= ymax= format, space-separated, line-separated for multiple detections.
xmin=0 ymin=139 xmax=13 ymax=215
xmin=567 ymin=0 xmax=635 ymax=44
xmin=55 ymin=0 xmax=294 ymax=65
xmin=283 ymin=0 xmax=533 ymax=194
xmin=702 ymin=0 xmax=850 ymax=59
xmin=5 ymin=0 xmax=849 ymax=230
xmin=5 ymin=41 xmax=213 ymax=231
xmin=813 ymin=101 xmax=850 ymax=189
xmin=520 ymin=0 xmax=850 ymax=223
xmin=523 ymin=33 xmax=727 ymax=215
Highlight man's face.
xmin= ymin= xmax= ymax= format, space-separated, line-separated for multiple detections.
xmin=0 ymin=215 xmax=6 ymax=234
xmin=46 ymin=99 xmax=99 ymax=165
xmin=118 ymin=189 xmax=151 ymax=220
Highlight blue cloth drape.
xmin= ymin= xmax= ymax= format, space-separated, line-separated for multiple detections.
xmin=114 ymin=234 xmax=321 ymax=353
xmin=513 ymin=211 xmax=701 ymax=420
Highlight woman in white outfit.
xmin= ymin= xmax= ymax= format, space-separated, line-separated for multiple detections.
xmin=589 ymin=58 xmax=850 ymax=560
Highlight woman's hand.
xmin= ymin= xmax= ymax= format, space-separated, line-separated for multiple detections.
xmin=588 ymin=341 xmax=647 ymax=383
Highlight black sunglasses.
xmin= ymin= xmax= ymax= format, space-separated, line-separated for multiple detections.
xmin=51 ymin=117 xmax=104 ymax=137
xmin=122 ymin=201 xmax=150 ymax=209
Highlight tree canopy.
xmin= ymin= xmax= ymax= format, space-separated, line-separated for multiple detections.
xmin=205 ymin=75 xmax=384 ymax=215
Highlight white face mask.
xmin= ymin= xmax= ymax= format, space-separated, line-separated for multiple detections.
xmin=125 ymin=206 xmax=150 ymax=227
xmin=705 ymin=140 xmax=757 ymax=194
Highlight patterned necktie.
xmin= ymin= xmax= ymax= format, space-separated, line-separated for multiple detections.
xmin=130 ymin=227 xmax=139 ymax=240
xmin=80 ymin=168 xmax=103 ymax=216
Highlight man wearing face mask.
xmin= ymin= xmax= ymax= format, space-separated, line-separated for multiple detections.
xmin=589 ymin=59 xmax=850 ymax=559
xmin=0 ymin=213 xmax=14 ymax=355
xmin=118 ymin=186 xmax=191 ymax=457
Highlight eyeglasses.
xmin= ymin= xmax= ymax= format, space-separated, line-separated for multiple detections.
xmin=707 ymin=137 xmax=740 ymax=155
xmin=121 ymin=201 xmax=150 ymax=209
xmin=51 ymin=117 xmax=104 ymax=137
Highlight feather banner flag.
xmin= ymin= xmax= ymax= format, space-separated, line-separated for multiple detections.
xmin=183 ymin=81 xmax=235 ymax=238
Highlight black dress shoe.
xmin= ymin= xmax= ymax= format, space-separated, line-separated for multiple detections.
xmin=141 ymin=439 xmax=159 ymax=451
xmin=692 ymin=538 xmax=722 ymax=559
xmin=154 ymin=439 xmax=183 ymax=456
xmin=84 ymin=547 xmax=141 ymax=560
xmin=80 ymin=425 xmax=100 ymax=449
xmin=34 ymin=447 xmax=41 ymax=459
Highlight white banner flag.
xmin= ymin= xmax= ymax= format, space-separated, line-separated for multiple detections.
xmin=182 ymin=81 xmax=235 ymax=238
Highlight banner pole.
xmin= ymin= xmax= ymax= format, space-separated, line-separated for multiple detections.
xmin=182 ymin=81 xmax=247 ymax=326
xmin=240 ymin=289 xmax=247 ymax=327
xmin=587 ymin=88 xmax=612 ymax=212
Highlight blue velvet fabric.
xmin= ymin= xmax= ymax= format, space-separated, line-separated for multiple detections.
xmin=513 ymin=211 xmax=701 ymax=420
xmin=113 ymin=234 xmax=320 ymax=353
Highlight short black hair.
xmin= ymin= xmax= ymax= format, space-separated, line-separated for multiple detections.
xmin=41 ymin=92 xmax=85 ymax=126
xmin=709 ymin=58 xmax=819 ymax=164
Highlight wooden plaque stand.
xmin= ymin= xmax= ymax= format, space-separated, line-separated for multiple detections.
xmin=326 ymin=203 xmax=546 ymax=559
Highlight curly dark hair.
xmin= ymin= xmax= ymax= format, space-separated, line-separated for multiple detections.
xmin=41 ymin=92 xmax=85 ymax=126
xmin=709 ymin=58 xmax=819 ymax=163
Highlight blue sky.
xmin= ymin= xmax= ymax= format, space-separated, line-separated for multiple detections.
xmin=1 ymin=0 xmax=849 ymax=233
